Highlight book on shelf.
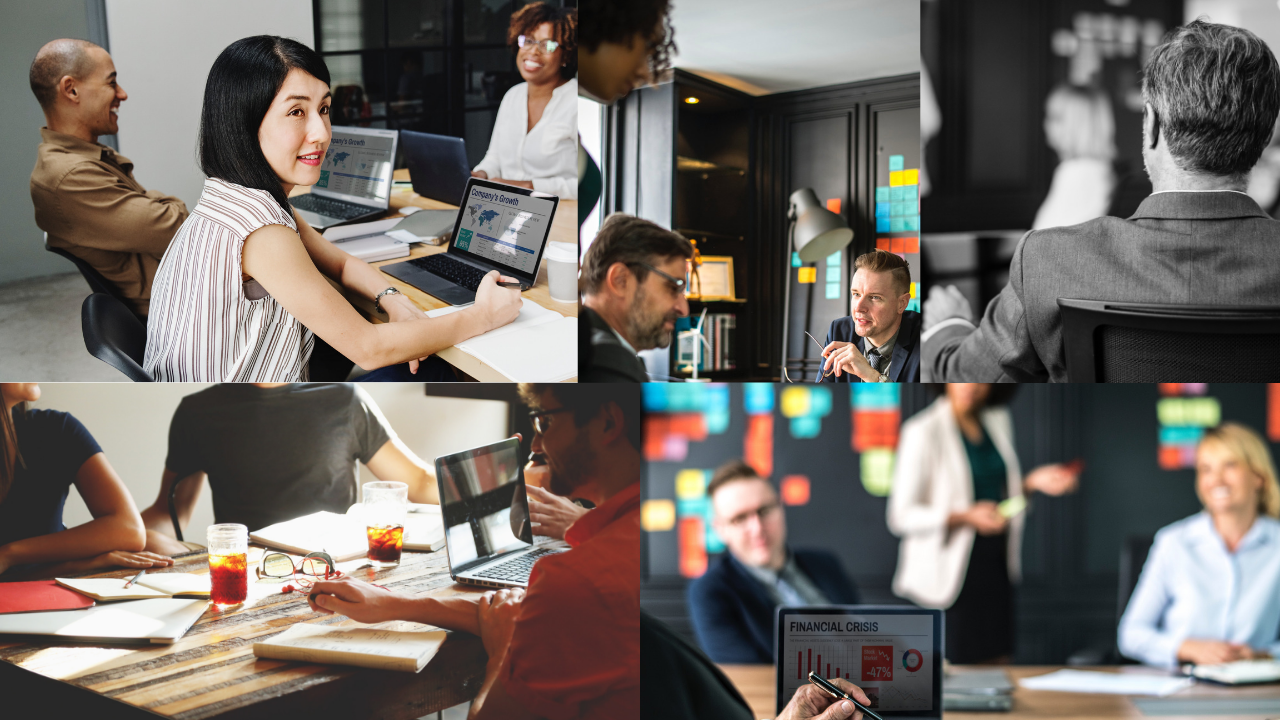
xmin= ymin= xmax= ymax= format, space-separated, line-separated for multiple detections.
xmin=676 ymin=313 xmax=737 ymax=373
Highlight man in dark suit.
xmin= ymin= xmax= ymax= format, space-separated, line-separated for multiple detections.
xmin=923 ymin=20 xmax=1280 ymax=381
xmin=688 ymin=461 xmax=860 ymax=664
xmin=580 ymin=213 xmax=692 ymax=382
xmin=816 ymin=250 xmax=920 ymax=383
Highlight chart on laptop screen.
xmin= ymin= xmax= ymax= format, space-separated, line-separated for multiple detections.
xmin=454 ymin=184 xmax=554 ymax=274
xmin=782 ymin=613 xmax=934 ymax=712
xmin=316 ymin=133 xmax=394 ymax=201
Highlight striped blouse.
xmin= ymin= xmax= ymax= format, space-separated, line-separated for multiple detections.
xmin=143 ymin=178 xmax=314 ymax=381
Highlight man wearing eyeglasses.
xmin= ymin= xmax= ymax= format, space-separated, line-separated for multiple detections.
xmin=580 ymin=213 xmax=693 ymax=382
xmin=688 ymin=461 xmax=860 ymax=664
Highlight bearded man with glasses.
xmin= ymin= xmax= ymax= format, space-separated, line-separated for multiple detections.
xmin=579 ymin=213 xmax=693 ymax=382
xmin=687 ymin=460 xmax=861 ymax=664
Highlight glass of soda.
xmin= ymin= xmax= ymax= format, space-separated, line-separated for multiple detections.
xmin=364 ymin=481 xmax=408 ymax=568
xmin=207 ymin=523 xmax=248 ymax=606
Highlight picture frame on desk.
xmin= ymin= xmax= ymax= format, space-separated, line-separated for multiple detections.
xmin=687 ymin=255 xmax=736 ymax=301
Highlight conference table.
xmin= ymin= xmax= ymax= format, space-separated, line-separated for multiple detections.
xmin=719 ymin=664 xmax=1280 ymax=719
xmin=292 ymin=169 xmax=579 ymax=382
xmin=0 ymin=547 xmax=488 ymax=719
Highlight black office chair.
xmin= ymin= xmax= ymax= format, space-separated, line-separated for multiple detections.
xmin=82 ymin=293 xmax=152 ymax=382
xmin=1066 ymin=533 xmax=1154 ymax=666
xmin=44 ymin=234 xmax=116 ymax=296
xmin=1058 ymin=299 xmax=1280 ymax=382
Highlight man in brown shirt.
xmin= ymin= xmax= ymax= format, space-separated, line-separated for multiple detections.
xmin=29 ymin=39 xmax=188 ymax=317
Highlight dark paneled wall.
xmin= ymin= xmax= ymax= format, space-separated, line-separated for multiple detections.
xmin=643 ymin=384 xmax=1273 ymax=664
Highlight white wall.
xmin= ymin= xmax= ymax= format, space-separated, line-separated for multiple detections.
xmin=104 ymin=0 xmax=314 ymax=209
xmin=37 ymin=383 xmax=509 ymax=548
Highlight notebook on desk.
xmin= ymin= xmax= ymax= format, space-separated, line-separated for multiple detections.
xmin=253 ymin=622 xmax=447 ymax=672
xmin=56 ymin=573 xmax=211 ymax=601
xmin=427 ymin=299 xmax=577 ymax=382
xmin=249 ymin=508 xmax=445 ymax=562
xmin=1186 ymin=659 xmax=1280 ymax=685
xmin=0 ymin=580 xmax=96 ymax=615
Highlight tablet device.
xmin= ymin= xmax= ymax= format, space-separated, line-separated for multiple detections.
xmin=776 ymin=606 xmax=943 ymax=719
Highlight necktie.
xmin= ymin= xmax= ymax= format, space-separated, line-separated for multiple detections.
xmin=865 ymin=347 xmax=883 ymax=374
xmin=776 ymin=576 xmax=807 ymax=606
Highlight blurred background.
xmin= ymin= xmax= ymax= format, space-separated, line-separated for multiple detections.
xmin=640 ymin=382 xmax=1280 ymax=665
xmin=920 ymin=0 xmax=1280 ymax=322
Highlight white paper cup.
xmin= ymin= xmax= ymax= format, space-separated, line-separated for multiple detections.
xmin=544 ymin=242 xmax=578 ymax=303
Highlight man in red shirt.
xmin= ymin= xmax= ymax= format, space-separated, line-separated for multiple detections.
xmin=307 ymin=383 xmax=640 ymax=720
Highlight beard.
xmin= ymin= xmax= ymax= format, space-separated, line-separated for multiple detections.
xmin=625 ymin=283 xmax=678 ymax=350
xmin=546 ymin=429 xmax=597 ymax=498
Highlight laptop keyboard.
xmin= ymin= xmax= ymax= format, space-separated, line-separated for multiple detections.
xmin=290 ymin=194 xmax=371 ymax=220
xmin=472 ymin=547 xmax=559 ymax=583
xmin=407 ymin=253 xmax=488 ymax=292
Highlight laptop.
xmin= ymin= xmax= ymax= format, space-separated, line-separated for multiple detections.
xmin=402 ymin=130 xmax=472 ymax=205
xmin=944 ymin=669 xmax=1014 ymax=712
xmin=776 ymin=606 xmax=944 ymax=719
xmin=434 ymin=437 xmax=568 ymax=589
xmin=382 ymin=177 xmax=560 ymax=306
xmin=291 ymin=125 xmax=399 ymax=230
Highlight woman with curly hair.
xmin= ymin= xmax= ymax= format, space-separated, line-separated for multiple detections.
xmin=471 ymin=2 xmax=578 ymax=199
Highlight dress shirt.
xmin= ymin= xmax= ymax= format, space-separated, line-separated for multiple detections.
xmin=742 ymin=552 xmax=831 ymax=607
xmin=1118 ymin=512 xmax=1280 ymax=668
xmin=473 ymin=79 xmax=578 ymax=199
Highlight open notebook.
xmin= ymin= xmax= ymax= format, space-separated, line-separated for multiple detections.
xmin=1187 ymin=659 xmax=1280 ymax=685
xmin=56 ymin=573 xmax=211 ymax=601
xmin=250 ymin=507 xmax=445 ymax=562
xmin=0 ymin=597 xmax=208 ymax=644
xmin=253 ymin=622 xmax=447 ymax=672
xmin=427 ymin=299 xmax=577 ymax=382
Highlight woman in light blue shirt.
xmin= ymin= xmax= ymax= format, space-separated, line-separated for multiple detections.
xmin=1119 ymin=422 xmax=1280 ymax=668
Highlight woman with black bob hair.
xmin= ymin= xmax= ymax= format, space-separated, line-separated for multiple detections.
xmin=144 ymin=36 xmax=520 ymax=382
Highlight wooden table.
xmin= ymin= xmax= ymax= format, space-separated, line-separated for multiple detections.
xmin=292 ymin=169 xmax=578 ymax=382
xmin=719 ymin=664 xmax=1280 ymax=720
xmin=0 ymin=547 xmax=488 ymax=720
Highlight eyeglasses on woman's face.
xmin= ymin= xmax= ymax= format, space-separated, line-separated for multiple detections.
xmin=518 ymin=35 xmax=560 ymax=55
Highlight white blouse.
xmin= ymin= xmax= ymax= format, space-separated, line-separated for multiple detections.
xmin=473 ymin=78 xmax=578 ymax=200
xmin=143 ymin=178 xmax=313 ymax=381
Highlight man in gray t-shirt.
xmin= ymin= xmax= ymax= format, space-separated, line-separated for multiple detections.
xmin=141 ymin=383 xmax=437 ymax=553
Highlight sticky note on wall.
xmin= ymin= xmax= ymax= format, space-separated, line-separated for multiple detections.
xmin=798 ymin=267 xmax=816 ymax=283
xmin=827 ymin=198 xmax=841 ymax=214
xmin=889 ymin=171 xmax=904 ymax=187
xmin=904 ymin=169 xmax=919 ymax=185
xmin=889 ymin=155 xmax=904 ymax=171
xmin=826 ymin=282 xmax=841 ymax=299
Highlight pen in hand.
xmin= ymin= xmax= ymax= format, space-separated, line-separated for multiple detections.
xmin=123 ymin=569 xmax=146 ymax=589
xmin=808 ymin=672 xmax=883 ymax=720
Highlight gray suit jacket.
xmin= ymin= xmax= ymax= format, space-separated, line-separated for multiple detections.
xmin=923 ymin=192 xmax=1280 ymax=381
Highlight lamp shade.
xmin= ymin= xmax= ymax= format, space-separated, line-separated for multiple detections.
xmin=790 ymin=188 xmax=853 ymax=263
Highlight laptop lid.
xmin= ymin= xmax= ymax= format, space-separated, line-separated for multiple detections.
xmin=446 ymin=178 xmax=560 ymax=285
xmin=402 ymin=130 xmax=471 ymax=205
xmin=776 ymin=605 xmax=944 ymax=719
xmin=434 ymin=437 xmax=534 ymax=577
xmin=312 ymin=125 xmax=399 ymax=209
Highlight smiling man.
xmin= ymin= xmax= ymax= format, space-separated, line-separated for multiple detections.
xmin=29 ymin=39 xmax=188 ymax=318
xmin=816 ymin=250 xmax=921 ymax=383
xmin=579 ymin=213 xmax=692 ymax=382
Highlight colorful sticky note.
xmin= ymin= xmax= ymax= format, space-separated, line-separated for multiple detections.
xmin=889 ymin=155 xmax=905 ymax=171
xmin=745 ymin=414 xmax=774 ymax=477
xmin=907 ymin=297 xmax=920 ymax=313
xmin=875 ymin=202 xmax=890 ymax=218
xmin=790 ymin=416 xmax=822 ymax=439
xmin=825 ymin=282 xmax=841 ymax=299
xmin=875 ymin=186 xmax=890 ymax=202
xmin=890 ymin=237 xmax=904 ymax=253
xmin=890 ymin=218 xmax=906 ymax=232
xmin=852 ymin=384 xmax=900 ymax=409
xmin=675 ymin=469 xmax=708 ymax=500
xmin=641 ymin=499 xmax=676 ymax=532
xmin=876 ymin=218 xmax=890 ymax=232
xmin=1270 ymin=384 xmax=1280 ymax=441
xmin=792 ymin=251 xmax=802 ymax=268
xmin=781 ymin=476 xmax=811 ymax=505
xmin=827 ymin=251 xmax=842 ymax=265
xmin=744 ymin=383 xmax=774 ymax=414
xmin=826 ymin=266 xmax=841 ymax=282
xmin=889 ymin=186 xmax=904 ymax=201
xmin=904 ymin=185 xmax=918 ymax=201
xmin=888 ymin=202 xmax=901 ymax=217
xmin=904 ymin=169 xmax=919 ymax=184
xmin=889 ymin=171 xmax=904 ymax=187
xmin=781 ymin=386 xmax=812 ymax=418
xmin=798 ymin=267 xmax=816 ymax=283
xmin=903 ymin=237 xmax=920 ymax=254
xmin=1157 ymin=398 xmax=1221 ymax=427
xmin=826 ymin=198 xmax=841 ymax=214
xmin=876 ymin=238 xmax=891 ymax=251
xmin=860 ymin=449 xmax=896 ymax=497
xmin=904 ymin=216 xmax=920 ymax=231
xmin=910 ymin=282 xmax=917 ymax=298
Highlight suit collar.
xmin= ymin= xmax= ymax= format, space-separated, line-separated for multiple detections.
xmin=887 ymin=311 xmax=921 ymax=382
xmin=1130 ymin=191 xmax=1269 ymax=222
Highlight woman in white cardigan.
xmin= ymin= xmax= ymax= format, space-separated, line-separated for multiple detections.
xmin=887 ymin=384 xmax=1080 ymax=662
xmin=471 ymin=3 xmax=578 ymax=200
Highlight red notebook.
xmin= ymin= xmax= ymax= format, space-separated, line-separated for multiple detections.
xmin=0 ymin=580 xmax=97 ymax=614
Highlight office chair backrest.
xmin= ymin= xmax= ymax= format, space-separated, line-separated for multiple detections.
xmin=44 ymin=234 xmax=116 ymax=297
xmin=1058 ymin=299 xmax=1280 ymax=382
xmin=1116 ymin=534 xmax=1154 ymax=625
xmin=82 ymin=293 xmax=152 ymax=382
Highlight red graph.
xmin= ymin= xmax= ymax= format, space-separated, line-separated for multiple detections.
xmin=796 ymin=648 xmax=853 ymax=680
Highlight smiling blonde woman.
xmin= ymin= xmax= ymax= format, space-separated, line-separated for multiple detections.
xmin=1119 ymin=422 xmax=1280 ymax=668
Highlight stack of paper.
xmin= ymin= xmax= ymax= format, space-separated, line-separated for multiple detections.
xmin=323 ymin=218 xmax=411 ymax=262
xmin=428 ymin=299 xmax=577 ymax=381
xmin=1018 ymin=669 xmax=1193 ymax=696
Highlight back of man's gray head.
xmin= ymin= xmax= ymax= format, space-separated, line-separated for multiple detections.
xmin=29 ymin=39 xmax=102 ymax=111
xmin=1142 ymin=19 xmax=1280 ymax=179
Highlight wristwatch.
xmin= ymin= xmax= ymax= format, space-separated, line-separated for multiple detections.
xmin=373 ymin=286 xmax=402 ymax=314
xmin=877 ymin=372 xmax=890 ymax=383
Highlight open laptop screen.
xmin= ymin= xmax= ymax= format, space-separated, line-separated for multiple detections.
xmin=450 ymin=179 xmax=558 ymax=279
xmin=314 ymin=126 xmax=397 ymax=206
xmin=435 ymin=438 xmax=533 ymax=575
xmin=776 ymin=606 xmax=944 ymax=718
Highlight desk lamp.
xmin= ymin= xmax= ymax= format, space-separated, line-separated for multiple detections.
xmin=781 ymin=188 xmax=854 ymax=379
